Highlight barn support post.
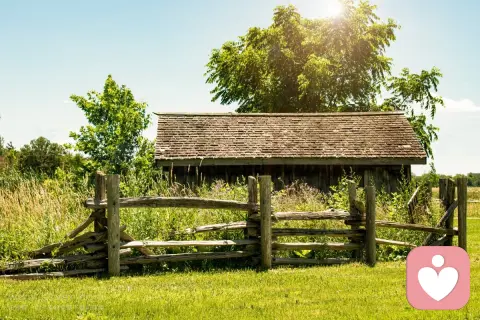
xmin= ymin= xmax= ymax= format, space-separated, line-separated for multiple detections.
xmin=440 ymin=178 xmax=456 ymax=246
xmin=169 ymin=163 xmax=174 ymax=185
xmin=259 ymin=176 xmax=272 ymax=269
xmin=365 ymin=186 xmax=376 ymax=266
xmin=94 ymin=171 xmax=106 ymax=233
xmin=457 ymin=176 xmax=467 ymax=251
xmin=347 ymin=180 xmax=362 ymax=260
xmin=107 ymin=174 xmax=121 ymax=276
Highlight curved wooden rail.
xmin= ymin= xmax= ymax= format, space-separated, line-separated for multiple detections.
xmin=85 ymin=196 xmax=256 ymax=211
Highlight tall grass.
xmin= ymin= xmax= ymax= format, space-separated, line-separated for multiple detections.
xmin=0 ymin=169 xmax=454 ymax=264
xmin=0 ymin=171 xmax=91 ymax=260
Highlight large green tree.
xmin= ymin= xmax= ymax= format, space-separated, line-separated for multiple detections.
xmin=205 ymin=1 xmax=443 ymax=158
xmin=70 ymin=75 xmax=151 ymax=174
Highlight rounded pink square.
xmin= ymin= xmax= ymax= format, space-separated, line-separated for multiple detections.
xmin=406 ymin=246 xmax=470 ymax=310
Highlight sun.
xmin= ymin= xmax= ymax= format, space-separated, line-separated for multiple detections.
xmin=291 ymin=0 xmax=346 ymax=19
xmin=325 ymin=0 xmax=344 ymax=17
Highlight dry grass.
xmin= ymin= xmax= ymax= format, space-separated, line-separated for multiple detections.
xmin=0 ymin=179 xmax=91 ymax=260
xmin=432 ymin=186 xmax=480 ymax=217
xmin=2 ymin=176 xmax=476 ymax=263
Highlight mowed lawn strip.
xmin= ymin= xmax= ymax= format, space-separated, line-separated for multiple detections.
xmin=1 ymin=219 xmax=479 ymax=320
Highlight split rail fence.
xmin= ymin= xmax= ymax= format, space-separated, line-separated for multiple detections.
xmin=0 ymin=174 xmax=468 ymax=279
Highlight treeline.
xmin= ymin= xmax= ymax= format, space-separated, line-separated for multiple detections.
xmin=1 ymin=136 xmax=91 ymax=179
xmin=414 ymin=172 xmax=480 ymax=187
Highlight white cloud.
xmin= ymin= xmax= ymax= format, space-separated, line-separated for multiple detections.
xmin=440 ymin=97 xmax=480 ymax=113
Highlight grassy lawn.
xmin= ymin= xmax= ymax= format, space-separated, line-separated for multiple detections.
xmin=0 ymin=218 xmax=478 ymax=320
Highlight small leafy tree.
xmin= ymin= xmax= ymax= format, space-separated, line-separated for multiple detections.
xmin=70 ymin=75 xmax=151 ymax=174
xmin=17 ymin=137 xmax=67 ymax=176
xmin=205 ymin=1 xmax=443 ymax=158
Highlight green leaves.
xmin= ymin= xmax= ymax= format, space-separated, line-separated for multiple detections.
xmin=381 ymin=67 xmax=444 ymax=158
xmin=17 ymin=137 xmax=67 ymax=177
xmin=206 ymin=2 xmax=398 ymax=112
xmin=69 ymin=75 xmax=151 ymax=174
xmin=206 ymin=1 xmax=443 ymax=159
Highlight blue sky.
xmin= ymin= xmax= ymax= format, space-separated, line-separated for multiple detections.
xmin=0 ymin=0 xmax=479 ymax=175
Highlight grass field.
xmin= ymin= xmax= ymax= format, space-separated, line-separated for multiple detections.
xmin=0 ymin=217 xmax=478 ymax=319
xmin=0 ymin=184 xmax=478 ymax=319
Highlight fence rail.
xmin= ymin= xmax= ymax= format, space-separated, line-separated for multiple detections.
xmin=120 ymin=239 xmax=259 ymax=249
xmin=85 ymin=197 xmax=256 ymax=211
xmin=272 ymin=228 xmax=365 ymax=237
xmin=0 ymin=174 xmax=468 ymax=279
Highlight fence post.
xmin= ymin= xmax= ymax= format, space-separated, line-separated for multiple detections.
xmin=442 ymin=179 xmax=456 ymax=246
xmin=94 ymin=171 xmax=106 ymax=232
xmin=107 ymin=174 xmax=121 ymax=276
xmin=246 ymin=176 xmax=259 ymax=260
xmin=347 ymin=180 xmax=361 ymax=259
xmin=365 ymin=186 xmax=376 ymax=267
xmin=259 ymin=176 xmax=272 ymax=269
xmin=457 ymin=176 xmax=467 ymax=251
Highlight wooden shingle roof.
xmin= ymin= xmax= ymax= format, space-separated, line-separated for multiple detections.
xmin=155 ymin=112 xmax=427 ymax=166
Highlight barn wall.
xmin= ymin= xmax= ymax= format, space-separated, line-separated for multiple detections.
xmin=163 ymin=164 xmax=412 ymax=193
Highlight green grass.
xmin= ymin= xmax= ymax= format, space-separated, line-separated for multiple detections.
xmin=0 ymin=218 xmax=479 ymax=320
xmin=0 ymin=174 xmax=478 ymax=319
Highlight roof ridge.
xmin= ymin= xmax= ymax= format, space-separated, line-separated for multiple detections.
xmin=154 ymin=112 xmax=404 ymax=117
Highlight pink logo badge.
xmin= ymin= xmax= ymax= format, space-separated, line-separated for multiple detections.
xmin=406 ymin=246 xmax=470 ymax=310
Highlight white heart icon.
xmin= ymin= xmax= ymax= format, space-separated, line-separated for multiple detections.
xmin=418 ymin=266 xmax=458 ymax=301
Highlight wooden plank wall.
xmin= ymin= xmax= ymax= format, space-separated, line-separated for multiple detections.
xmin=165 ymin=164 xmax=410 ymax=193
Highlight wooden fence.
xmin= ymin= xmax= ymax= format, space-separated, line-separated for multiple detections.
xmin=0 ymin=174 xmax=468 ymax=279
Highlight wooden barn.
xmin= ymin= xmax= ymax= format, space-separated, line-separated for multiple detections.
xmin=154 ymin=112 xmax=427 ymax=192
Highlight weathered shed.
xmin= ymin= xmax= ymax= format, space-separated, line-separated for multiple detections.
xmin=154 ymin=112 xmax=426 ymax=192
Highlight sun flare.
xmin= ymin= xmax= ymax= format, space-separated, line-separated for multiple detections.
xmin=291 ymin=0 xmax=345 ymax=19
xmin=325 ymin=0 xmax=344 ymax=17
